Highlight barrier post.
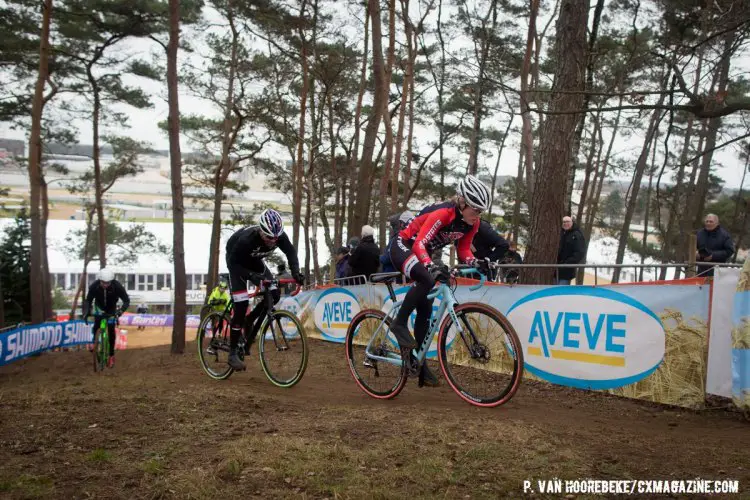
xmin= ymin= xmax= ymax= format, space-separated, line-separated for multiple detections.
xmin=686 ymin=234 xmax=697 ymax=278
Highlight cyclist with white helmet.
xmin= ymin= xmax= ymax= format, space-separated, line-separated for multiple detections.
xmin=225 ymin=208 xmax=304 ymax=370
xmin=82 ymin=268 xmax=130 ymax=368
xmin=388 ymin=175 xmax=491 ymax=386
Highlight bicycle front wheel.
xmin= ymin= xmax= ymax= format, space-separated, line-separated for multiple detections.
xmin=259 ymin=310 xmax=308 ymax=388
xmin=197 ymin=312 xmax=234 ymax=380
xmin=345 ymin=309 xmax=406 ymax=399
xmin=438 ymin=303 xmax=524 ymax=407
xmin=92 ymin=330 xmax=107 ymax=373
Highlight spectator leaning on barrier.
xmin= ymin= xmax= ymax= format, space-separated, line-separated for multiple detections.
xmin=696 ymin=213 xmax=734 ymax=277
xmin=335 ymin=246 xmax=350 ymax=279
xmin=348 ymin=225 xmax=381 ymax=280
xmin=557 ymin=216 xmax=586 ymax=285
xmin=470 ymin=219 xmax=510 ymax=280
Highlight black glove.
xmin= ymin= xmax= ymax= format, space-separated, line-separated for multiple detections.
xmin=248 ymin=273 xmax=263 ymax=287
xmin=293 ymin=272 xmax=305 ymax=285
xmin=474 ymin=258 xmax=491 ymax=275
xmin=427 ymin=263 xmax=451 ymax=283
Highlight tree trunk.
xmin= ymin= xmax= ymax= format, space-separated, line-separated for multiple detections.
xmin=27 ymin=0 xmax=52 ymax=325
xmin=575 ymin=118 xmax=604 ymax=284
xmin=329 ymin=94 xmax=341 ymax=261
xmin=377 ymin=0 xmax=396 ymax=248
xmin=353 ymin=0 xmax=386 ymax=232
xmin=293 ymin=0 xmax=309 ymax=250
xmin=86 ymin=67 xmax=107 ymax=268
xmin=659 ymin=52 xmax=704 ymax=279
xmin=523 ymin=0 xmax=588 ymax=284
xmin=488 ymin=117 xmax=513 ymax=218
xmin=612 ymin=90 xmax=666 ymax=282
xmin=347 ymin=5 xmax=369 ymax=238
xmin=519 ymin=0 xmax=539 ymax=207
xmin=70 ymin=207 xmax=95 ymax=319
xmin=731 ymin=153 xmax=749 ymax=258
xmin=466 ymin=0 xmax=498 ymax=175
xmin=392 ymin=0 xmax=411 ymax=212
xmin=691 ymin=37 xmax=733 ymax=231
xmin=435 ymin=0 xmax=447 ymax=201
xmin=639 ymin=133 xmax=658 ymax=281
xmin=566 ymin=0 xmax=604 ymax=212
xmin=402 ymin=29 xmax=417 ymax=208
xmin=40 ymin=173 xmax=53 ymax=319
xmin=584 ymin=102 xmax=622 ymax=244
xmin=168 ymin=0 xmax=186 ymax=354
xmin=207 ymin=7 xmax=240 ymax=293
xmin=511 ymin=149 xmax=524 ymax=243
xmin=575 ymin=110 xmax=601 ymax=223
xmin=734 ymin=200 xmax=750 ymax=262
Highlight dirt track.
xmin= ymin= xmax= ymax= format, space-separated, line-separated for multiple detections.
xmin=0 ymin=328 xmax=749 ymax=499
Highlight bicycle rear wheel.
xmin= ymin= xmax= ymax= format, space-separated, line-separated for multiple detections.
xmin=93 ymin=330 xmax=107 ymax=373
xmin=259 ymin=310 xmax=308 ymax=388
xmin=197 ymin=312 xmax=234 ymax=380
xmin=438 ymin=303 xmax=523 ymax=407
xmin=345 ymin=309 xmax=406 ymax=399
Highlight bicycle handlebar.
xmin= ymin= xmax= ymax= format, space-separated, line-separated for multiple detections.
xmin=256 ymin=279 xmax=303 ymax=297
xmin=427 ymin=266 xmax=486 ymax=299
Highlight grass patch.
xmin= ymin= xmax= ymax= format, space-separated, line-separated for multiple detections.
xmin=86 ymin=448 xmax=113 ymax=463
xmin=142 ymin=455 xmax=166 ymax=476
xmin=0 ymin=474 xmax=55 ymax=497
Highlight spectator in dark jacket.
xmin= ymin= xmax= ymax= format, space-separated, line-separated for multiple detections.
xmin=557 ymin=216 xmax=586 ymax=285
xmin=472 ymin=220 xmax=510 ymax=276
xmin=334 ymin=246 xmax=350 ymax=279
xmin=349 ymin=225 xmax=381 ymax=280
xmin=696 ymin=213 xmax=734 ymax=277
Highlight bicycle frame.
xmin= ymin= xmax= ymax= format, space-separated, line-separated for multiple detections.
xmin=364 ymin=268 xmax=486 ymax=368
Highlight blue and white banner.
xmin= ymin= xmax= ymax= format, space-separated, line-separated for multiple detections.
xmin=297 ymin=280 xmax=710 ymax=408
xmin=0 ymin=320 xmax=93 ymax=367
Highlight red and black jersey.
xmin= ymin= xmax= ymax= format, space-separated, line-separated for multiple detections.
xmin=398 ymin=201 xmax=478 ymax=265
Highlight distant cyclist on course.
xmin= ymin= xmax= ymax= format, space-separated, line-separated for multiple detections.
xmin=388 ymin=174 xmax=491 ymax=386
xmin=225 ymin=209 xmax=304 ymax=371
xmin=83 ymin=268 xmax=130 ymax=368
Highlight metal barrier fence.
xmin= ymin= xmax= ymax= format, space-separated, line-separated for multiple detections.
xmin=304 ymin=263 xmax=743 ymax=289
xmin=492 ymin=262 xmax=743 ymax=286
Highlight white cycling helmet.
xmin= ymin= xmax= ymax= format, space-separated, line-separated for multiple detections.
xmin=457 ymin=174 xmax=491 ymax=212
xmin=98 ymin=268 xmax=114 ymax=282
xmin=258 ymin=208 xmax=284 ymax=238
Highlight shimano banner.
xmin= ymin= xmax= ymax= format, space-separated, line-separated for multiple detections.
xmin=0 ymin=320 xmax=93 ymax=367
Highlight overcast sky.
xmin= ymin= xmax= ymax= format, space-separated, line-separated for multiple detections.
xmin=2 ymin=0 xmax=748 ymax=190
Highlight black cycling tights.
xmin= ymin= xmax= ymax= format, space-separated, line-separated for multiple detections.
xmin=390 ymin=238 xmax=436 ymax=347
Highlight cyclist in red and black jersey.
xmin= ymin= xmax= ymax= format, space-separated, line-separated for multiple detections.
xmin=388 ymin=175 xmax=492 ymax=386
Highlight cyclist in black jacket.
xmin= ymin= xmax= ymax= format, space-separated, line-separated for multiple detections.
xmin=83 ymin=268 xmax=130 ymax=368
xmin=225 ymin=209 xmax=304 ymax=370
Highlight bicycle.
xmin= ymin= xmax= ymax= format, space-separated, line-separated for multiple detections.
xmin=197 ymin=278 xmax=308 ymax=388
xmin=345 ymin=265 xmax=524 ymax=407
xmin=92 ymin=313 xmax=118 ymax=373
